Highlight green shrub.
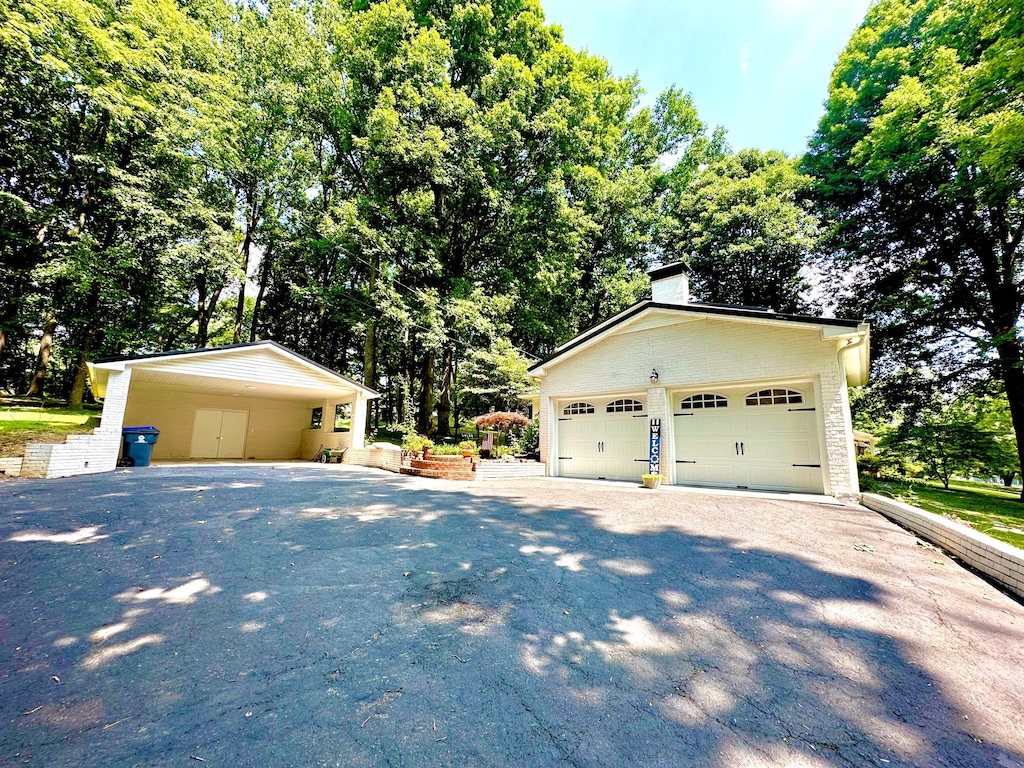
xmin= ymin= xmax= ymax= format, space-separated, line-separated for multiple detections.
xmin=401 ymin=433 xmax=433 ymax=451
xmin=430 ymin=443 xmax=463 ymax=455
xmin=520 ymin=418 xmax=540 ymax=453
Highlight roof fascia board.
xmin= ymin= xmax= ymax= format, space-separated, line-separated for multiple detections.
xmin=93 ymin=341 xmax=379 ymax=398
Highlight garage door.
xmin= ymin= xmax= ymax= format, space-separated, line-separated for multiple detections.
xmin=557 ymin=398 xmax=649 ymax=481
xmin=673 ymin=387 xmax=823 ymax=493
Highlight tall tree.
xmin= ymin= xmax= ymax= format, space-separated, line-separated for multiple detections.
xmin=663 ymin=149 xmax=817 ymax=313
xmin=0 ymin=0 xmax=235 ymax=399
xmin=805 ymin=0 xmax=1024 ymax=495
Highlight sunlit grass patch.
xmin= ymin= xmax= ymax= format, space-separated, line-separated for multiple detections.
xmin=864 ymin=477 xmax=1024 ymax=550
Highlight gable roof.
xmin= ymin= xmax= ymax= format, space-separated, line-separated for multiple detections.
xmin=528 ymin=301 xmax=871 ymax=386
xmin=89 ymin=340 xmax=379 ymax=399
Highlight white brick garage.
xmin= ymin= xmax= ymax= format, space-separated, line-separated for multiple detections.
xmin=529 ymin=264 xmax=870 ymax=499
xmin=82 ymin=341 xmax=378 ymax=472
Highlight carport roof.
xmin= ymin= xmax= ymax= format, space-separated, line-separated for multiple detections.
xmin=89 ymin=340 xmax=379 ymax=401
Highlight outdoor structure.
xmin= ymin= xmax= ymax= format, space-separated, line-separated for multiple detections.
xmin=528 ymin=263 xmax=870 ymax=499
xmin=18 ymin=341 xmax=381 ymax=479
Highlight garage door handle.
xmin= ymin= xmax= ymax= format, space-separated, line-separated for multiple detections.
xmin=740 ymin=442 xmax=744 ymax=455
xmin=735 ymin=442 xmax=739 ymax=455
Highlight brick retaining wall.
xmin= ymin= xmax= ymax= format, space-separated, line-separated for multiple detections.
xmin=861 ymin=492 xmax=1024 ymax=600
xmin=343 ymin=446 xmax=403 ymax=473
xmin=0 ymin=457 xmax=23 ymax=477
xmin=475 ymin=461 xmax=546 ymax=480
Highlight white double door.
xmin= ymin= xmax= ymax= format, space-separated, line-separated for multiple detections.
xmin=673 ymin=401 xmax=823 ymax=493
xmin=190 ymin=409 xmax=249 ymax=459
xmin=558 ymin=413 xmax=649 ymax=482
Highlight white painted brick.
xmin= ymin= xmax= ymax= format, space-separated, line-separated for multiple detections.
xmin=862 ymin=493 xmax=1023 ymax=598
xmin=536 ymin=313 xmax=860 ymax=498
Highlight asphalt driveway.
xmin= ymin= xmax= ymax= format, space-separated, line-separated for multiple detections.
xmin=1 ymin=465 xmax=1022 ymax=767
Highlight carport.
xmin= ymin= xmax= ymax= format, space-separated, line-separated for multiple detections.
xmin=88 ymin=341 xmax=378 ymax=467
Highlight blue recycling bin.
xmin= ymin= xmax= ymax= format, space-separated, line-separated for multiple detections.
xmin=121 ymin=426 xmax=160 ymax=467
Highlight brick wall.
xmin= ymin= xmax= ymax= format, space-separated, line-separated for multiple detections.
xmin=18 ymin=368 xmax=131 ymax=480
xmin=21 ymin=432 xmax=123 ymax=479
xmin=0 ymin=457 xmax=23 ymax=477
xmin=862 ymin=492 xmax=1024 ymax=599
xmin=476 ymin=461 xmax=546 ymax=480
xmin=344 ymin=446 xmax=403 ymax=473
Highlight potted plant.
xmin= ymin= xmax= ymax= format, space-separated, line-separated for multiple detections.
xmin=642 ymin=473 xmax=662 ymax=489
xmin=459 ymin=440 xmax=477 ymax=458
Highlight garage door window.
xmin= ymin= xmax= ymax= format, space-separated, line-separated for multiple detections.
xmin=606 ymin=398 xmax=644 ymax=413
xmin=745 ymin=388 xmax=803 ymax=406
xmin=563 ymin=402 xmax=595 ymax=415
xmin=679 ymin=393 xmax=728 ymax=410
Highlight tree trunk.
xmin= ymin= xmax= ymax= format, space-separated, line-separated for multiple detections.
xmin=435 ymin=347 xmax=453 ymax=437
xmin=418 ymin=353 xmax=435 ymax=435
xmin=195 ymin=274 xmax=222 ymax=348
xmin=1001 ymin=472 xmax=1016 ymax=488
xmin=24 ymin=313 xmax=56 ymax=397
xmin=996 ymin=336 xmax=1024 ymax=501
xmin=67 ymin=328 xmax=95 ymax=409
xmin=249 ymin=242 xmax=273 ymax=343
xmin=363 ymin=252 xmax=379 ymax=431
xmin=234 ymin=190 xmax=260 ymax=344
xmin=452 ymin=356 xmax=459 ymax=436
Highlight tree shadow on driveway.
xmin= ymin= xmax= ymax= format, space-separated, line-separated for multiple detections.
xmin=1 ymin=465 xmax=1022 ymax=767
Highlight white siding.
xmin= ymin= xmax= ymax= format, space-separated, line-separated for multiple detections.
xmin=131 ymin=347 xmax=348 ymax=392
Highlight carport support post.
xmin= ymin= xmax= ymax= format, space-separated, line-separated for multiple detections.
xmin=647 ymin=386 xmax=669 ymax=481
xmin=351 ymin=394 xmax=368 ymax=448
xmin=96 ymin=367 xmax=133 ymax=467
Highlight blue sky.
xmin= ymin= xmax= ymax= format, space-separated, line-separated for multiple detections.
xmin=539 ymin=0 xmax=874 ymax=156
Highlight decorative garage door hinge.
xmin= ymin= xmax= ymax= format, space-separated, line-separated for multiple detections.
xmin=788 ymin=407 xmax=816 ymax=412
xmin=792 ymin=463 xmax=821 ymax=468
xmin=676 ymin=460 xmax=697 ymax=464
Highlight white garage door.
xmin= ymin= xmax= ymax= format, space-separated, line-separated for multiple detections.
xmin=673 ymin=387 xmax=823 ymax=493
xmin=557 ymin=398 xmax=649 ymax=482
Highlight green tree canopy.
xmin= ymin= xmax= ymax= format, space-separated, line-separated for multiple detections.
xmin=662 ymin=149 xmax=817 ymax=313
xmin=805 ymin=0 xmax=1024 ymax=492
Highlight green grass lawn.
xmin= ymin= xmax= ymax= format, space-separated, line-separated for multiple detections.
xmin=862 ymin=477 xmax=1024 ymax=550
xmin=0 ymin=402 xmax=100 ymax=457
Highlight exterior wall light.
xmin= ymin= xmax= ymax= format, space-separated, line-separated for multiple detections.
xmin=650 ymin=369 xmax=659 ymax=384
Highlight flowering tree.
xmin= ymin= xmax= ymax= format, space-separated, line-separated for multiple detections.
xmin=472 ymin=411 xmax=531 ymax=447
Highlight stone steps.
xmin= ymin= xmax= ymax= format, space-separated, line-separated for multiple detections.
xmin=403 ymin=454 xmax=477 ymax=481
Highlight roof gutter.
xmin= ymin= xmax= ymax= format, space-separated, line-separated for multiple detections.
xmin=837 ymin=324 xmax=871 ymax=387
